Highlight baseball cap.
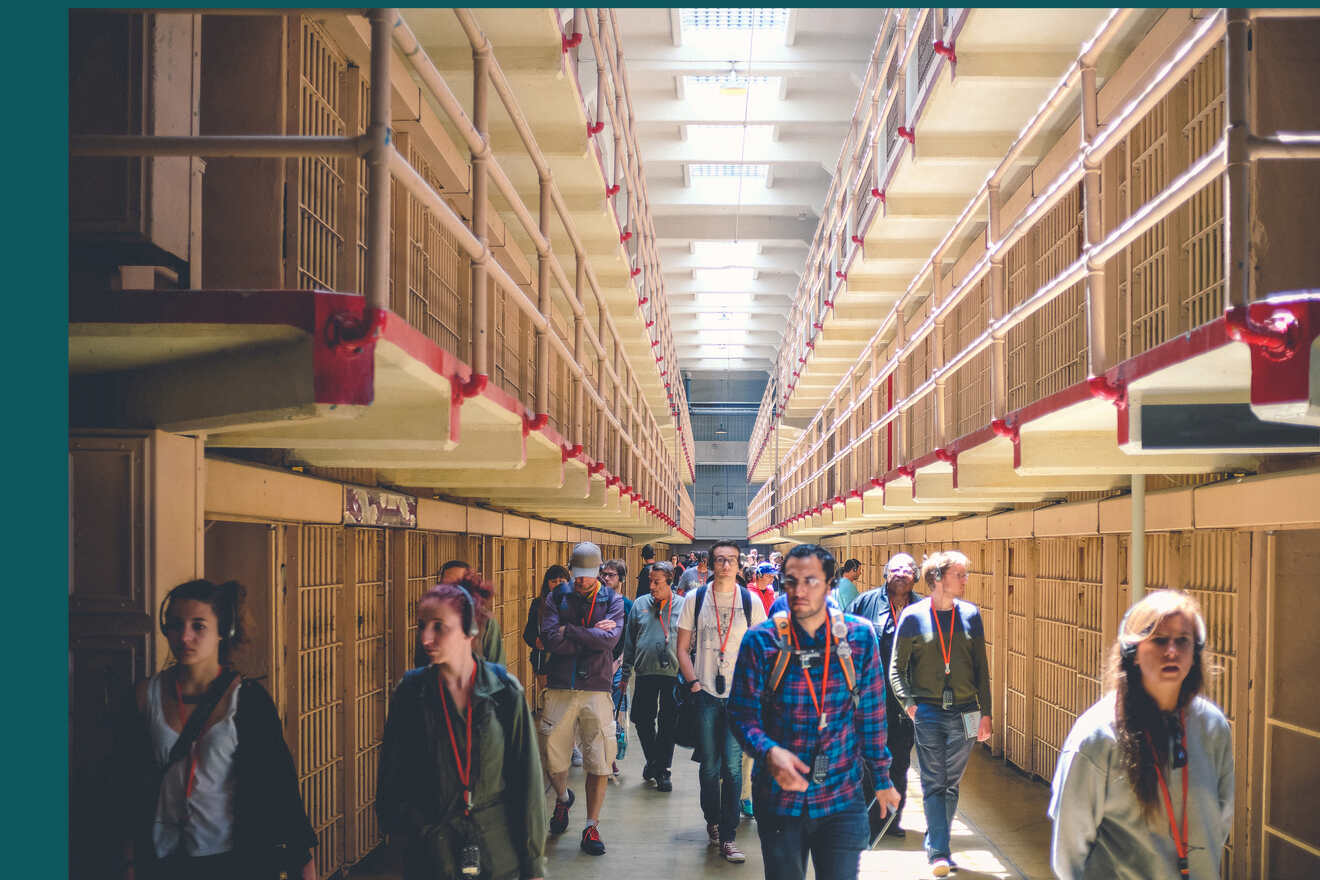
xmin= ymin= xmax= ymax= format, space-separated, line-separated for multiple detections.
xmin=756 ymin=562 xmax=777 ymax=576
xmin=570 ymin=541 xmax=603 ymax=579
xmin=884 ymin=552 xmax=917 ymax=580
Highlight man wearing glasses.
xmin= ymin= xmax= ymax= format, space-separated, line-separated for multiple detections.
xmin=677 ymin=541 xmax=766 ymax=863
xmin=728 ymin=544 xmax=900 ymax=880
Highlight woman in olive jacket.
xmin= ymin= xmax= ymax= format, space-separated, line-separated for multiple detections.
xmin=378 ymin=574 xmax=547 ymax=880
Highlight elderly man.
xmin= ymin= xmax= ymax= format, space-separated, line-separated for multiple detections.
xmin=847 ymin=552 xmax=920 ymax=838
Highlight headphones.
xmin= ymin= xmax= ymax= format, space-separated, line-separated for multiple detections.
xmin=159 ymin=581 xmax=238 ymax=641
xmin=450 ymin=584 xmax=480 ymax=638
xmin=1118 ymin=601 xmax=1205 ymax=660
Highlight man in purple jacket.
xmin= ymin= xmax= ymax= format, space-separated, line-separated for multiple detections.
xmin=539 ymin=541 xmax=626 ymax=855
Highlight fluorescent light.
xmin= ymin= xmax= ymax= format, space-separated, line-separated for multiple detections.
xmin=691 ymin=241 xmax=759 ymax=267
xmin=690 ymin=163 xmax=769 ymax=179
xmin=693 ymin=267 xmax=756 ymax=290
xmin=679 ymin=8 xmax=790 ymax=31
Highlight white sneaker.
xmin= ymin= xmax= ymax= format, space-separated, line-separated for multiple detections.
xmin=931 ymin=858 xmax=951 ymax=878
xmin=721 ymin=841 xmax=746 ymax=863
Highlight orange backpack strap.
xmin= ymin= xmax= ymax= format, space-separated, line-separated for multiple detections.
xmin=768 ymin=611 xmax=794 ymax=693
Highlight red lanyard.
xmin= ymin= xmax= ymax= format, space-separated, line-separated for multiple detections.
xmin=438 ymin=664 xmax=478 ymax=814
xmin=584 ymin=587 xmax=600 ymax=627
xmin=173 ymin=676 xmax=201 ymax=798
xmin=1146 ymin=710 xmax=1190 ymax=877
xmin=657 ymin=597 xmax=671 ymax=643
xmin=788 ymin=618 xmax=833 ymax=731
xmin=711 ymin=589 xmax=737 ymax=657
xmin=888 ymin=598 xmax=906 ymax=633
xmin=931 ymin=603 xmax=955 ymax=676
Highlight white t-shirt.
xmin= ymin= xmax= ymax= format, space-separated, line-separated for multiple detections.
xmin=677 ymin=583 xmax=767 ymax=697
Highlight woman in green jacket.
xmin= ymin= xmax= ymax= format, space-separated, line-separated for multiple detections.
xmin=378 ymin=574 xmax=547 ymax=880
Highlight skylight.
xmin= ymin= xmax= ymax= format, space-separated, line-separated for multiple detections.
xmin=691 ymin=240 xmax=760 ymax=267
xmin=679 ymin=8 xmax=790 ymax=31
xmin=690 ymin=164 xmax=769 ymax=179
xmin=685 ymin=74 xmax=781 ymax=101
xmin=693 ymin=267 xmax=756 ymax=290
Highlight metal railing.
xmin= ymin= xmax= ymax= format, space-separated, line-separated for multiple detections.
xmin=751 ymin=7 xmax=1320 ymax=537
xmin=71 ymin=8 xmax=693 ymax=526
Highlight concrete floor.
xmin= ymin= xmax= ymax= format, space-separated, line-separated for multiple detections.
xmin=354 ymin=729 xmax=1054 ymax=879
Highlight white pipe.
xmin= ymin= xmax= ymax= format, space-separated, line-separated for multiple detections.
xmin=365 ymin=9 xmax=393 ymax=315
xmin=1130 ymin=474 xmax=1146 ymax=603
xmin=1248 ymin=133 xmax=1320 ymax=159
xmin=70 ymin=134 xmax=360 ymax=158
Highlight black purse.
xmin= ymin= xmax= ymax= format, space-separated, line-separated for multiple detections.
xmin=672 ymin=677 xmax=701 ymax=753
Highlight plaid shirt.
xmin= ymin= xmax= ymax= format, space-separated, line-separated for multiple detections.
xmin=728 ymin=612 xmax=893 ymax=818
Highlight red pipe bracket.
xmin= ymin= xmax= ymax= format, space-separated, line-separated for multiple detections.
xmin=871 ymin=188 xmax=886 ymax=202
xmin=631 ymin=267 xmax=642 ymax=277
xmin=620 ymin=230 xmax=633 ymax=243
xmin=326 ymin=307 xmax=384 ymax=355
xmin=605 ymin=183 xmax=620 ymax=196
xmin=588 ymin=462 xmax=605 ymax=476
xmin=1225 ymin=304 xmax=1299 ymax=362
xmin=935 ymin=448 xmax=956 ymax=465
xmin=933 ymin=40 xmax=957 ymax=64
xmin=454 ymin=372 xmax=488 ymax=402
xmin=851 ymin=235 xmax=864 ymax=245
xmin=870 ymin=477 xmax=885 ymax=489
xmin=835 ymin=270 xmax=847 ymax=281
xmin=561 ymin=443 xmax=583 ymax=462
xmin=522 ymin=412 xmax=550 ymax=436
xmin=990 ymin=418 xmax=1021 ymax=446
xmin=561 ymin=32 xmax=583 ymax=53
xmin=588 ymin=121 xmax=605 ymax=137
xmin=897 ymin=465 xmax=915 ymax=480
xmin=898 ymin=126 xmax=915 ymax=146
xmin=1087 ymin=375 xmax=1128 ymax=410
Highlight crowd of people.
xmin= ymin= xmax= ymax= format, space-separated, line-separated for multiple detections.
xmin=110 ymin=540 xmax=1234 ymax=880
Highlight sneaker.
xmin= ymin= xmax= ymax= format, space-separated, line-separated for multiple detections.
xmin=721 ymin=841 xmax=746 ymax=863
xmin=739 ymin=798 xmax=754 ymax=818
xmin=887 ymin=826 xmax=906 ymax=839
xmin=642 ymin=764 xmax=656 ymax=783
xmin=571 ymin=747 xmax=584 ymax=767
xmin=612 ymin=760 xmax=620 ymax=779
xmin=931 ymin=858 xmax=951 ymax=878
xmin=656 ymin=771 xmax=672 ymax=793
xmin=581 ymin=824 xmax=606 ymax=856
xmin=707 ymin=822 xmax=721 ymax=846
xmin=948 ymin=858 xmax=959 ymax=873
xmin=549 ymin=788 xmax=575 ymax=835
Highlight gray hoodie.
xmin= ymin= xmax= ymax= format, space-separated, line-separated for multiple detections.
xmin=621 ymin=593 xmax=685 ymax=679
xmin=1048 ymin=693 xmax=1233 ymax=880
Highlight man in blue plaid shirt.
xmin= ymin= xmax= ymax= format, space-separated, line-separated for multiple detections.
xmin=728 ymin=544 xmax=901 ymax=880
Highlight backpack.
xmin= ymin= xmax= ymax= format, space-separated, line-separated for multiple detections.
xmin=766 ymin=607 xmax=861 ymax=710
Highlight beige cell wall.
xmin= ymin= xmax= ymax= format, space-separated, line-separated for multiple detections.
xmin=814 ymin=467 xmax=1320 ymax=879
xmin=69 ymin=438 xmax=647 ymax=879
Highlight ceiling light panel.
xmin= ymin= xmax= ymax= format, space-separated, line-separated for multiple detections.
xmin=689 ymin=163 xmax=769 ymax=179
xmin=693 ymin=267 xmax=756 ymax=289
xmin=691 ymin=240 xmax=760 ymax=266
xmin=685 ymin=74 xmax=781 ymax=101
xmin=680 ymin=7 xmax=789 ymax=30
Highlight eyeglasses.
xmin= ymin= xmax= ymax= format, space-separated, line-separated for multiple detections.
xmin=712 ymin=557 xmax=740 ymax=566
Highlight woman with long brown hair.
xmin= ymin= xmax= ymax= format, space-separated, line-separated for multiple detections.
xmin=113 ymin=579 xmax=317 ymax=880
xmin=1049 ymin=590 xmax=1234 ymax=879
xmin=377 ymin=573 xmax=546 ymax=879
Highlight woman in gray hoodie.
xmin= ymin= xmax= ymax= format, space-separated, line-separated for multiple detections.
xmin=620 ymin=561 xmax=684 ymax=792
xmin=1049 ymin=590 xmax=1233 ymax=879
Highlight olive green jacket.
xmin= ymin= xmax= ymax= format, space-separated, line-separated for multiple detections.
xmin=377 ymin=658 xmax=546 ymax=880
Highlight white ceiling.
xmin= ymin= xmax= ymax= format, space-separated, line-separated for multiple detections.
xmin=616 ymin=7 xmax=885 ymax=373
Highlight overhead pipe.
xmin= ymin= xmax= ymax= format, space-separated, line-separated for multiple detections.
xmin=1224 ymin=8 xmax=1250 ymax=311
xmin=1130 ymin=474 xmax=1146 ymax=603
xmin=70 ymin=134 xmax=361 ymax=158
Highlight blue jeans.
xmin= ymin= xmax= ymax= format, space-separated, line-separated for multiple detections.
xmin=695 ymin=689 xmax=743 ymax=842
xmin=913 ymin=702 xmax=976 ymax=861
xmin=755 ymin=799 xmax=869 ymax=880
